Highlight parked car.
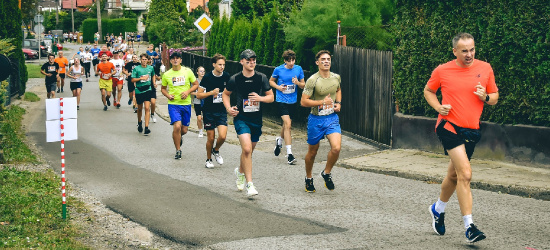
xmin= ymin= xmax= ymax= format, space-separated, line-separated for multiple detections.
xmin=22 ymin=48 xmax=38 ymax=60
xmin=23 ymin=39 xmax=47 ymax=56
xmin=41 ymin=40 xmax=63 ymax=53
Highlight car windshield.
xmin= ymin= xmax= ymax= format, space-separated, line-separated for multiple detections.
xmin=23 ymin=40 xmax=38 ymax=48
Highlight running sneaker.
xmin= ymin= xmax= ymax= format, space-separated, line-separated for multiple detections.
xmin=305 ymin=178 xmax=316 ymax=193
xmin=465 ymin=224 xmax=486 ymax=243
xmin=77 ymin=106 xmax=80 ymax=110
xmin=106 ymin=98 xmax=111 ymax=106
xmin=61 ymin=87 xmax=64 ymax=93
xmin=287 ymin=154 xmax=296 ymax=165
xmin=274 ymin=137 xmax=282 ymax=156
xmin=144 ymin=127 xmax=151 ymax=135
xmin=128 ymin=97 xmax=132 ymax=105
xmin=429 ymin=203 xmax=446 ymax=235
xmin=116 ymin=102 xmax=121 ymax=108
xmin=57 ymin=88 xmax=60 ymax=93
xmin=103 ymin=105 xmax=107 ymax=111
xmin=320 ymin=171 xmax=335 ymax=190
xmin=151 ymin=114 xmax=157 ymax=123
xmin=246 ymin=182 xmax=258 ymax=197
xmin=205 ymin=159 xmax=214 ymax=168
xmin=198 ymin=132 xmax=204 ymax=138
xmin=174 ymin=150 xmax=182 ymax=160
xmin=133 ymin=107 xmax=138 ymax=113
xmin=212 ymin=149 xmax=223 ymax=165
xmin=234 ymin=168 xmax=245 ymax=191
xmin=137 ymin=123 xmax=143 ymax=133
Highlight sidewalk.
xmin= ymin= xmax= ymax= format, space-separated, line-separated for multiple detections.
xmin=153 ymin=93 xmax=550 ymax=201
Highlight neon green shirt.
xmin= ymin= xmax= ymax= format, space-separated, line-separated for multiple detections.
xmin=161 ymin=67 xmax=197 ymax=105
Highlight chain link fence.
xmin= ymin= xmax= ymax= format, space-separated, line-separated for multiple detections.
xmin=339 ymin=25 xmax=393 ymax=51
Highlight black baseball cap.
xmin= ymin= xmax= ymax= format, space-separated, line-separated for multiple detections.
xmin=240 ymin=49 xmax=257 ymax=60
xmin=170 ymin=51 xmax=182 ymax=59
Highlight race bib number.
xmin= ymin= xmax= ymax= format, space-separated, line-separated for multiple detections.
xmin=172 ymin=76 xmax=186 ymax=86
xmin=140 ymin=74 xmax=149 ymax=83
xmin=243 ymin=99 xmax=260 ymax=112
xmin=317 ymin=103 xmax=334 ymax=116
xmin=282 ymin=84 xmax=295 ymax=94
xmin=48 ymin=66 xmax=56 ymax=72
xmin=213 ymin=93 xmax=223 ymax=103
xmin=101 ymin=73 xmax=110 ymax=80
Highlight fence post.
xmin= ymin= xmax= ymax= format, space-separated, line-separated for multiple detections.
xmin=337 ymin=20 xmax=341 ymax=45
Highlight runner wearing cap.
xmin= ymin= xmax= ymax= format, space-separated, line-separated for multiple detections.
xmin=161 ymin=51 xmax=199 ymax=159
xmin=223 ymin=49 xmax=274 ymax=197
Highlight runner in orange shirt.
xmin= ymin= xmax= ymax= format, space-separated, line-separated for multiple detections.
xmin=54 ymin=51 xmax=69 ymax=93
xmin=95 ymin=53 xmax=116 ymax=111
xmin=424 ymin=33 xmax=499 ymax=243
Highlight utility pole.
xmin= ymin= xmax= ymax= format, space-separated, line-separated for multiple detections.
xmin=96 ymin=0 xmax=102 ymax=42
xmin=55 ymin=0 xmax=59 ymax=27
xmin=71 ymin=0 xmax=74 ymax=32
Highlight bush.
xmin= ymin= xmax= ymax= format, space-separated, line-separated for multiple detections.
xmin=82 ymin=18 xmax=138 ymax=43
xmin=392 ymin=0 xmax=550 ymax=126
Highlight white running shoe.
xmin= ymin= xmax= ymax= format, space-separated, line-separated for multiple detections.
xmin=235 ymin=168 xmax=245 ymax=191
xmin=151 ymin=115 xmax=157 ymax=123
xmin=246 ymin=182 xmax=258 ymax=197
xmin=205 ymin=159 xmax=214 ymax=168
xmin=212 ymin=149 xmax=223 ymax=165
xmin=198 ymin=132 xmax=204 ymax=138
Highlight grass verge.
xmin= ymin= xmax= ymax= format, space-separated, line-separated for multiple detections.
xmin=26 ymin=64 xmax=43 ymax=79
xmin=0 ymin=167 xmax=87 ymax=248
xmin=0 ymin=106 xmax=37 ymax=164
xmin=23 ymin=92 xmax=40 ymax=102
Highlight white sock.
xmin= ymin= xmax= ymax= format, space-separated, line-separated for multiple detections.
xmin=463 ymin=214 xmax=473 ymax=229
xmin=276 ymin=137 xmax=282 ymax=145
xmin=286 ymin=145 xmax=292 ymax=155
xmin=435 ymin=198 xmax=447 ymax=214
xmin=199 ymin=129 xmax=203 ymax=134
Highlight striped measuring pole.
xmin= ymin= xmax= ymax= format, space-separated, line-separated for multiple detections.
xmin=60 ymin=97 xmax=67 ymax=219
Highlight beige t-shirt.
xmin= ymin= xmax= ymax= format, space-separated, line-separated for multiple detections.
xmin=303 ymin=71 xmax=341 ymax=115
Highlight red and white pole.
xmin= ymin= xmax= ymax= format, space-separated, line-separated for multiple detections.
xmin=60 ymin=97 xmax=67 ymax=219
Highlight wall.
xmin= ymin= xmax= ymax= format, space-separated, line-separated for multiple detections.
xmin=392 ymin=113 xmax=550 ymax=167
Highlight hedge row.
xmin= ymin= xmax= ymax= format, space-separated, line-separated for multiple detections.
xmin=81 ymin=18 xmax=138 ymax=43
xmin=392 ymin=0 xmax=550 ymax=126
xmin=0 ymin=0 xmax=27 ymax=96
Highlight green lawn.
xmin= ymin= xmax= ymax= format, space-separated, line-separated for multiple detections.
xmin=26 ymin=64 xmax=43 ymax=79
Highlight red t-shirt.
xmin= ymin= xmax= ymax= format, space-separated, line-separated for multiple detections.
xmin=427 ymin=59 xmax=498 ymax=132
xmin=96 ymin=61 xmax=115 ymax=80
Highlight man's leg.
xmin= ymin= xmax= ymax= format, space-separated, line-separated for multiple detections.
xmin=237 ymin=134 xmax=257 ymax=182
xmin=137 ymin=103 xmax=143 ymax=122
xmin=281 ymin=115 xmax=292 ymax=146
xmin=206 ymin=129 xmax=215 ymax=159
xmin=111 ymin=83 xmax=117 ymax=103
xmin=172 ymin=121 xmax=182 ymax=150
xmin=150 ymin=97 xmax=156 ymax=114
xmin=214 ymin=125 xmax=227 ymax=151
xmin=60 ymin=77 xmax=65 ymax=91
xmin=305 ymin=143 xmax=320 ymax=178
xmin=57 ymin=76 xmax=61 ymax=92
xmin=143 ymin=101 xmax=150 ymax=127
xmin=446 ymin=145 xmax=473 ymax=216
xmin=324 ymin=133 xmax=342 ymax=174
xmin=100 ymin=88 xmax=107 ymax=106
xmin=117 ymin=84 xmax=123 ymax=105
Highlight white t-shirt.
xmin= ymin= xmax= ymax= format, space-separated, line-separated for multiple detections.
xmin=111 ymin=59 xmax=125 ymax=79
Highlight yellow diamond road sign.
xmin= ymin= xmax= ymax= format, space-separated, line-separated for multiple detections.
xmin=194 ymin=13 xmax=213 ymax=34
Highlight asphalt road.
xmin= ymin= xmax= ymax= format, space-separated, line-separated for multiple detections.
xmin=24 ymin=44 xmax=550 ymax=249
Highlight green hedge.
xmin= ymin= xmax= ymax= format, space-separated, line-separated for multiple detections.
xmin=81 ymin=18 xmax=137 ymax=43
xmin=393 ymin=0 xmax=550 ymax=126
xmin=0 ymin=0 xmax=27 ymax=96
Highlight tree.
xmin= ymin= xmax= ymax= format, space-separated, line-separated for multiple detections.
xmin=207 ymin=0 xmax=221 ymax=18
xmin=146 ymin=0 xmax=187 ymax=46
xmin=0 ymin=0 xmax=27 ymax=95
xmin=21 ymin=0 xmax=39 ymax=26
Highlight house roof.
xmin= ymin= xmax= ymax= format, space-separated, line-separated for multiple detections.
xmin=189 ymin=0 xmax=208 ymax=12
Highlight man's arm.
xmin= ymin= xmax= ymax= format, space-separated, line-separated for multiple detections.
xmin=269 ymin=77 xmax=283 ymax=92
xmin=181 ymin=80 xmax=199 ymax=100
xmin=196 ymin=86 xmax=218 ymax=99
xmin=222 ymin=89 xmax=239 ymax=117
xmin=334 ymin=88 xmax=342 ymax=112
xmin=424 ymin=85 xmax=451 ymax=116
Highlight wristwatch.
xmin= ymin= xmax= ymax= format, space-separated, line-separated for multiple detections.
xmin=485 ymin=94 xmax=490 ymax=102
xmin=335 ymin=101 xmax=341 ymax=104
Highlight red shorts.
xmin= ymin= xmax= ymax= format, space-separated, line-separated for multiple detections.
xmin=112 ymin=78 xmax=123 ymax=88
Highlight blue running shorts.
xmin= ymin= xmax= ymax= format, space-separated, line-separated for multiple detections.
xmin=234 ymin=117 xmax=262 ymax=142
xmin=307 ymin=113 xmax=341 ymax=145
xmin=168 ymin=104 xmax=191 ymax=126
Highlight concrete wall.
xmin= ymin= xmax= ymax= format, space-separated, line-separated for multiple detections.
xmin=392 ymin=113 xmax=550 ymax=166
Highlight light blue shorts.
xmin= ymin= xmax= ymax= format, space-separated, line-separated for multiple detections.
xmin=307 ymin=113 xmax=341 ymax=145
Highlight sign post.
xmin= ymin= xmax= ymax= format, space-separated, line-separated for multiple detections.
xmin=46 ymin=97 xmax=78 ymax=219
xmin=34 ymin=14 xmax=44 ymax=63
xmin=193 ymin=13 xmax=213 ymax=56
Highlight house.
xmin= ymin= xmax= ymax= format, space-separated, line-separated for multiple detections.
xmin=61 ymin=0 xmax=95 ymax=11
xmin=219 ymin=0 xmax=232 ymax=18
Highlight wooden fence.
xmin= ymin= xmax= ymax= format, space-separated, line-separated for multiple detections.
xmin=332 ymin=45 xmax=393 ymax=146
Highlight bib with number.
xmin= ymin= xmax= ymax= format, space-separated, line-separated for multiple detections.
xmin=172 ymin=76 xmax=186 ymax=86
xmin=243 ymin=99 xmax=260 ymax=112
xmin=102 ymin=73 xmax=110 ymax=80
xmin=48 ymin=66 xmax=56 ymax=72
xmin=317 ymin=103 xmax=334 ymax=116
xmin=213 ymin=93 xmax=223 ymax=103
xmin=140 ymin=75 xmax=149 ymax=83
xmin=282 ymin=84 xmax=296 ymax=94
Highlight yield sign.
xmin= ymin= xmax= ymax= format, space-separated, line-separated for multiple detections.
xmin=194 ymin=13 xmax=213 ymax=34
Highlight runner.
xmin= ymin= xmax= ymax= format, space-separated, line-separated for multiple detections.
xmin=222 ymin=49 xmax=274 ymax=197
xmin=124 ymin=47 xmax=135 ymax=63
xmin=269 ymin=49 xmax=305 ymax=164
xmin=148 ymin=57 xmax=158 ymax=123
xmin=67 ymin=57 xmax=84 ymax=110
xmin=95 ymin=53 xmax=115 ymax=111
xmin=161 ymin=51 xmax=199 ymax=159
xmin=300 ymin=50 xmax=342 ymax=193
xmin=191 ymin=66 xmax=206 ymax=137
xmin=146 ymin=45 xmax=159 ymax=66
xmin=111 ymin=50 xmax=126 ymax=108
xmin=131 ymin=53 xmax=156 ymax=135
xmin=196 ymin=54 xmax=230 ymax=168
xmin=425 ymin=32 xmax=498 ymax=243
xmin=54 ymin=51 xmax=69 ymax=93
xmin=40 ymin=54 xmax=59 ymax=99
xmin=98 ymin=45 xmax=113 ymax=59
xmin=82 ymin=47 xmax=93 ymax=82
xmin=90 ymin=44 xmax=101 ymax=74
xmin=124 ymin=55 xmax=140 ymax=111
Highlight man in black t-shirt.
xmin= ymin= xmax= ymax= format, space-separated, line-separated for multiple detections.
xmin=222 ymin=49 xmax=274 ymax=198
xmin=123 ymin=55 xmax=140 ymax=111
xmin=40 ymin=54 xmax=60 ymax=99
xmin=196 ymin=54 xmax=231 ymax=169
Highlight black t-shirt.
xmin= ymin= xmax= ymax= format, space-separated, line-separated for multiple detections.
xmin=124 ymin=62 xmax=140 ymax=82
xmin=41 ymin=62 xmax=59 ymax=83
xmin=200 ymin=71 xmax=230 ymax=113
xmin=226 ymin=71 xmax=270 ymax=122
